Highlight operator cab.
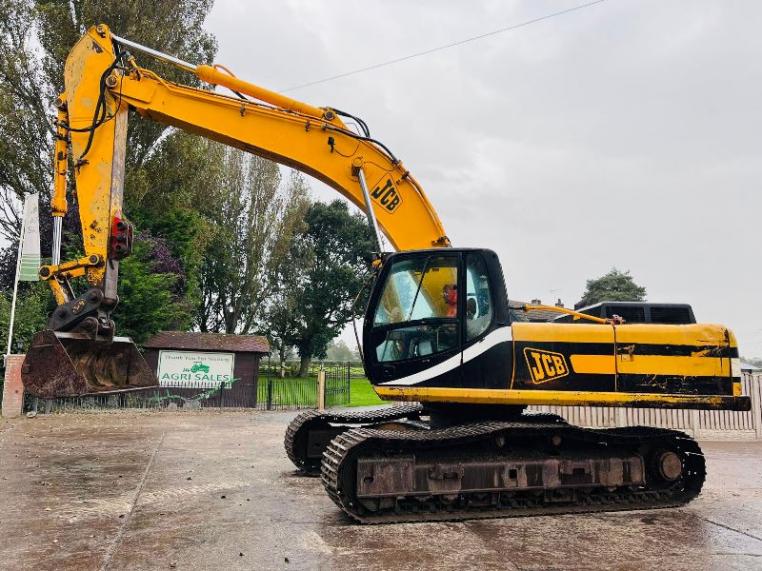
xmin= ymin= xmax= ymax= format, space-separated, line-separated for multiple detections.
xmin=363 ymin=248 xmax=513 ymax=390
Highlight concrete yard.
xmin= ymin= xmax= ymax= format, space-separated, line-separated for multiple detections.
xmin=1 ymin=410 xmax=762 ymax=571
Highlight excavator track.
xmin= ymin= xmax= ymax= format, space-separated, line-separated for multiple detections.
xmin=284 ymin=404 xmax=425 ymax=475
xmin=321 ymin=419 xmax=704 ymax=524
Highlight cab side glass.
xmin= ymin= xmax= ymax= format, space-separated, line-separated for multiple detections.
xmin=466 ymin=253 xmax=493 ymax=341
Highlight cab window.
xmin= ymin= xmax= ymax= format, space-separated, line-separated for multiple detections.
xmin=465 ymin=254 xmax=493 ymax=341
xmin=371 ymin=255 xmax=459 ymax=363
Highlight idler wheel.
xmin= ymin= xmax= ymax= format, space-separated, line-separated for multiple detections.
xmin=657 ymin=451 xmax=683 ymax=481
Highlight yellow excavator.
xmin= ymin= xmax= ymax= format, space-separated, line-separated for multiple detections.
xmin=24 ymin=25 xmax=749 ymax=523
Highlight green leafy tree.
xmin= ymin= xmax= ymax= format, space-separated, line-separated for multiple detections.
xmin=0 ymin=241 xmax=19 ymax=291
xmin=266 ymin=218 xmax=314 ymax=373
xmin=195 ymin=154 xmax=310 ymax=334
xmin=0 ymin=0 xmax=217 ymax=244
xmin=325 ymin=339 xmax=359 ymax=362
xmin=577 ymin=268 xmax=647 ymax=308
xmin=126 ymin=135 xmax=227 ymax=322
xmin=0 ymin=283 xmax=51 ymax=353
xmin=280 ymin=200 xmax=376 ymax=376
xmin=0 ymin=0 xmax=218 ymax=340
xmin=111 ymin=237 xmax=191 ymax=343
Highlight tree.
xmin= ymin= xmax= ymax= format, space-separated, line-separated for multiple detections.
xmin=0 ymin=0 xmax=219 ymax=340
xmin=0 ymin=241 xmax=19 ymax=291
xmin=111 ymin=234 xmax=192 ymax=343
xmin=279 ymin=200 xmax=376 ymax=376
xmin=577 ymin=268 xmax=647 ymax=308
xmin=266 ymin=227 xmax=313 ymax=373
xmin=325 ymin=339 xmax=359 ymax=362
xmin=0 ymin=0 xmax=217 ymax=245
xmin=195 ymin=154 xmax=310 ymax=334
xmin=0 ymin=282 xmax=51 ymax=353
xmin=126 ymin=134 xmax=228 ymax=329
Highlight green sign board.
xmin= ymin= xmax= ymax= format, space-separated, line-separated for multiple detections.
xmin=157 ymin=350 xmax=235 ymax=387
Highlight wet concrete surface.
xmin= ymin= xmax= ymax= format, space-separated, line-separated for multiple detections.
xmin=1 ymin=411 xmax=762 ymax=571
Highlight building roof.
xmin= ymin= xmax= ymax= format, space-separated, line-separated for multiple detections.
xmin=143 ymin=331 xmax=270 ymax=354
xmin=740 ymin=359 xmax=762 ymax=372
xmin=523 ymin=307 xmax=564 ymax=322
xmin=509 ymin=300 xmax=564 ymax=323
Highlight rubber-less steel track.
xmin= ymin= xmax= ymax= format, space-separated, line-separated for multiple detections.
xmin=321 ymin=420 xmax=705 ymax=524
xmin=284 ymin=404 xmax=424 ymax=475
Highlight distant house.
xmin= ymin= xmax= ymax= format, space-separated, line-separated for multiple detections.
xmin=740 ymin=359 xmax=762 ymax=373
xmin=143 ymin=331 xmax=270 ymax=407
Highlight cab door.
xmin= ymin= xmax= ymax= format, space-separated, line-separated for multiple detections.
xmin=364 ymin=252 xmax=463 ymax=388
xmin=459 ymin=251 xmax=512 ymax=389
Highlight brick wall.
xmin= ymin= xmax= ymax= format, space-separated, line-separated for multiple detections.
xmin=2 ymin=354 xmax=25 ymax=418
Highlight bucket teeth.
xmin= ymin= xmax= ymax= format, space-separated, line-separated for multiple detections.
xmin=21 ymin=329 xmax=158 ymax=398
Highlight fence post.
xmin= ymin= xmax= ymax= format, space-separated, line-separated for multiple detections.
xmin=345 ymin=362 xmax=351 ymax=406
xmin=317 ymin=368 xmax=326 ymax=411
xmin=690 ymin=409 xmax=701 ymax=439
xmin=750 ymin=373 xmax=762 ymax=440
xmin=266 ymin=378 xmax=273 ymax=411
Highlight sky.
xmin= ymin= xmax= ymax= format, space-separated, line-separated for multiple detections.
xmin=205 ymin=0 xmax=761 ymax=357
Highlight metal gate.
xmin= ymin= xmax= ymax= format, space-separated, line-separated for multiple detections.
xmin=324 ymin=363 xmax=351 ymax=408
xmin=256 ymin=364 xmax=350 ymax=410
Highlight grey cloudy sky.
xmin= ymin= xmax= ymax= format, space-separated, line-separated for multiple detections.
xmin=205 ymin=0 xmax=761 ymax=357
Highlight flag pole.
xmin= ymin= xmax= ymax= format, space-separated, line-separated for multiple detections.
xmin=5 ymin=206 xmax=27 ymax=358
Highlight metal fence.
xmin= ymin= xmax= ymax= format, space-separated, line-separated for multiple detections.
xmin=259 ymin=360 xmax=365 ymax=379
xmin=22 ymin=363 xmax=353 ymax=414
xmin=256 ymin=364 xmax=351 ymax=410
xmin=529 ymin=371 xmax=762 ymax=440
xmin=24 ymin=378 xmax=255 ymax=413
xmin=15 ymin=356 xmax=761 ymax=434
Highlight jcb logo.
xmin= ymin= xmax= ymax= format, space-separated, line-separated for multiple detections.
xmin=523 ymin=348 xmax=570 ymax=384
xmin=371 ymin=178 xmax=402 ymax=212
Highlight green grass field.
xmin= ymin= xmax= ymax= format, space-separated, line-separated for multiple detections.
xmin=256 ymin=377 xmax=385 ymax=408
xmin=349 ymin=378 xmax=385 ymax=407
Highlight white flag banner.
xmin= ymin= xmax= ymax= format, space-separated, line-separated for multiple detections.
xmin=18 ymin=193 xmax=40 ymax=281
xmin=6 ymin=193 xmax=41 ymax=355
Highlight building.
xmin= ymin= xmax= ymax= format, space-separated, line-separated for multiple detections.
xmin=510 ymin=299 xmax=566 ymax=322
xmin=143 ymin=331 xmax=270 ymax=407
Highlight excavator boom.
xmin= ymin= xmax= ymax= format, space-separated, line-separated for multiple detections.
xmin=24 ymin=24 xmax=449 ymax=397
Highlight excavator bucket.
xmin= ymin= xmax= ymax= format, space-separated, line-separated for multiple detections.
xmin=21 ymin=330 xmax=158 ymax=398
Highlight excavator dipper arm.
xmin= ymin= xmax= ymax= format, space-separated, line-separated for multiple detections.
xmin=46 ymin=24 xmax=449 ymax=332
xmin=25 ymin=24 xmax=450 ymax=397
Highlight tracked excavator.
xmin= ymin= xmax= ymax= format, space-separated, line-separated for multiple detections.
xmin=25 ymin=25 xmax=749 ymax=524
